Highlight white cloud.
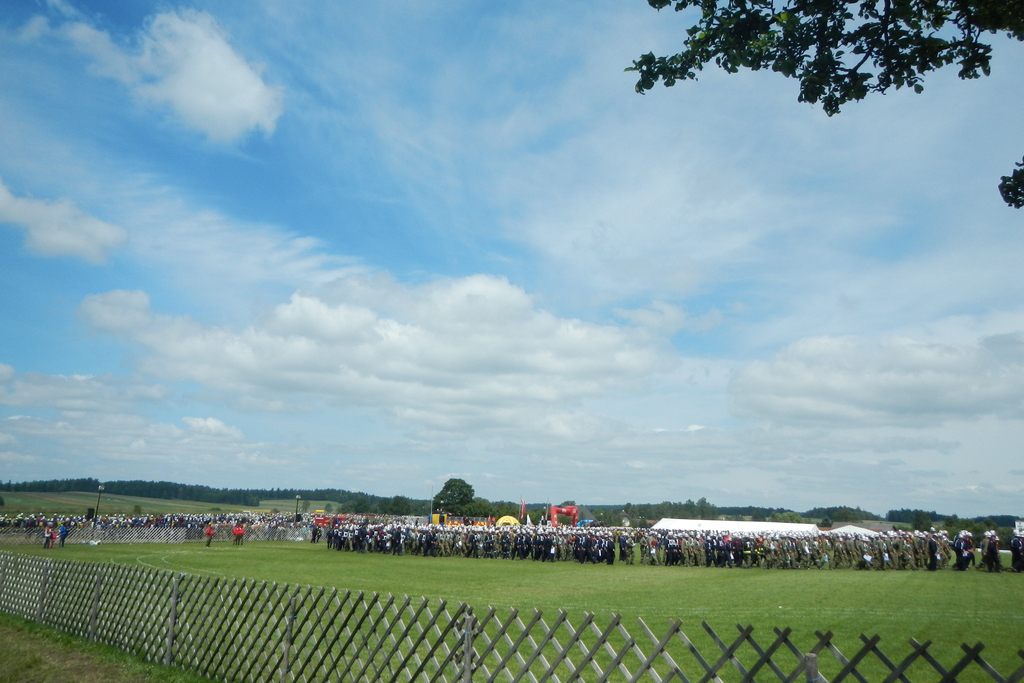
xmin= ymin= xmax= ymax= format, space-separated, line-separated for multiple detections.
xmin=182 ymin=416 xmax=243 ymax=440
xmin=0 ymin=177 xmax=127 ymax=263
xmin=730 ymin=333 xmax=1024 ymax=426
xmin=75 ymin=289 xmax=152 ymax=334
xmin=78 ymin=276 xmax=673 ymax=433
xmin=615 ymin=301 xmax=722 ymax=335
xmin=43 ymin=0 xmax=79 ymax=20
xmin=122 ymin=196 xmax=360 ymax=307
xmin=0 ymin=411 xmax=252 ymax=476
xmin=0 ymin=450 xmax=38 ymax=465
xmin=18 ymin=16 xmax=52 ymax=41
xmin=63 ymin=10 xmax=282 ymax=143
xmin=0 ymin=366 xmax=168 ymax=413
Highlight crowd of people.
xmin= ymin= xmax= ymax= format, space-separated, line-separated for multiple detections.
xmin=314 ymin=520 xmax=1024 ymax=573
xmin=0 ymin=511 xmax=304 ymax=531
xmin=5 ymin=511 xmax=1021 ymax=573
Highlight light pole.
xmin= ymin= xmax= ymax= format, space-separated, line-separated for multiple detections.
xmin=94 ymin=485 xmax=104 ymax=523
xmin=295 ymin=495 xmax=301 ymax=521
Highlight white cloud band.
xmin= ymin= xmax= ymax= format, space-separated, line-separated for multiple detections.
xmin=64 ymin=10 xmax=282 ymax=143
xmin=731 ymin=334 xmax=1024 ymax=425
xmin=0 ymin=177 xmax=127 ymax=263
xmin=78 ymin=276 xmax=672 ymax=432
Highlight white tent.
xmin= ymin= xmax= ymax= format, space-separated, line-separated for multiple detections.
xmin=651 ymin=518 xmax=820 ymax=534
xmin=827 ymin=524 xmax=879 ymax=536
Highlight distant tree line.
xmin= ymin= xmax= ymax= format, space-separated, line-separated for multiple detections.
xmin=718 ymin=506 xmax=792 ymax=520
xmin=885 ymin=508 xmax=1018 ymax=528
xmin=3 ymin=478 xmax=261 ymax=505
xmin=3 ymin=479 xmax=1018 ymax=528
xmin=802 ymin=506 xmax=882 ymax=522
xmin=619 ymin=498 xmax=718 ymax=523
xmin=0 ymin=478 xmax=431 ymax=514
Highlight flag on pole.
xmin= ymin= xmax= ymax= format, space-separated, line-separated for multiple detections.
xmin=519 ymin=499 xmax=526 ymax=520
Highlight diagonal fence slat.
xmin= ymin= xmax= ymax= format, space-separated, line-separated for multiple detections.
xmin=830 ymin=634 xmax=877 ymax=683
xmin=733 ymin=625 xmax=794 ymax=683
xmin=1003 ymin=651 xmax=1024 ymax=683
xmin=566 ymin=614 xmax=621 ymax=681
xmin=511 ymin=610 xmax=571 ymax=683
xmin=942 ymin=644 xmax=988 ymax=683
xmin=875 ymin=637 xmax=925 ymax=683
xmin=2 ymin=550 xmax=1024 ymax=683
xmin=700 ymin=621 xmax=754 ymax=683
xmin=404 ymin=602 xmax=466 ymax=683
xmin=484 ymin=608 xmax=545 ymax=683
xmin=631 ymin=617 xmax=686 ymax=683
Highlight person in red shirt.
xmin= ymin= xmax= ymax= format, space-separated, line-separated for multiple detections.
xmin=232 ymin=524 xmax=244 ymax=546
xmin=205 ymin=523 xmax=215 ymax=547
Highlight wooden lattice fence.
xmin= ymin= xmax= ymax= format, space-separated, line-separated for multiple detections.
xmin=0 ymin=551 xmax=1021 ymax=683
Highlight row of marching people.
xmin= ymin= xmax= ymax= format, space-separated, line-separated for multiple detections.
xmin=312 ymin=520 xmax=1024 ymax=572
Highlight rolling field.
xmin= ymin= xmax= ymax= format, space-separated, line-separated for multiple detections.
xmin=6 ymin=541 xmax=1023 ymax=675
xmin=259 ymin=498 xmax=345 ymax=512
xmin=0 ymin=491 xmax=349 ymax=515
xmin=1 ymin=491 xmax=266 ymax=515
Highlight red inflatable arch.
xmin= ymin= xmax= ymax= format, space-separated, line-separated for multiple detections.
xmin=549 ymin=505 xmax=578 ymax=527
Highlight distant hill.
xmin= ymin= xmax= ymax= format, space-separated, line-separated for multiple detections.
xmin=0 ymin=491 xmax=256 ymax=515
xmin=1 ymin=478 xmax=418 ymax=513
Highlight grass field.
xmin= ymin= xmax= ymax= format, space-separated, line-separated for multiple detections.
xmin=259 ymin=499 xmax=344 ymax=513
xmin=6 ymin=541 xmax=1023 ymax=675
xmin=0 ymin=611 xmax=216 ymax=683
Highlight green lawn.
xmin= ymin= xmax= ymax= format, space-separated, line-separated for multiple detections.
xmin=6 ymin=541 xmax=1023 ymax=676
xmin=0 ymin=611 xmax=217 ymax=683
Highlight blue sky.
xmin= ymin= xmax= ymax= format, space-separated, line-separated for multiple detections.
xmin=2 ymin=1 xmax=1023 ymax=516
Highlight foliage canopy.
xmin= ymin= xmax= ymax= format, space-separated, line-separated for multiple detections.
xmin=432 ymin=478 xmax=476 ymax=515
xmin=630 ymin=0 xmax=1024 ymax=206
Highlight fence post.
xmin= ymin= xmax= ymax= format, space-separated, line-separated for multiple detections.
xmin=280 ymin=592 xmax=296 ymax=683
xmin=88 ymin=567 xmax=104 ymax=642
xmin=805 ymin=652 xmax=819 ymax=683
xmin=35 ymin=559 xmax=52 ymax=623
xmin=462 ymin=609 xmax=476 ymax=683
xmin=163 ymin=574 xmax=181 ymax=666
xmin=0 ymin=554 xmax=9 ymax=613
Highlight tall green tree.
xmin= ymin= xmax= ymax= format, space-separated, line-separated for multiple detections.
xmin=384 ymin=495 xmax=413 ymax=516
xmin=695 ymin=496 xmax=717 ymax=519
xmin=769 ymin=511 xmax=806 ymax=523
xmin=911 ymin=510 xmax=932 ymax=530
xmin=832 ymin=506 xmax=862 ymax=522
xmin=432 ymin=478 xmax=475 ymax=515
xmin=630 ymin=0 xmax=1024 ymax=207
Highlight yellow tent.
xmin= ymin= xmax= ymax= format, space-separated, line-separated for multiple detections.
xmin=495 ymin=515 xmax=520 ymax=526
